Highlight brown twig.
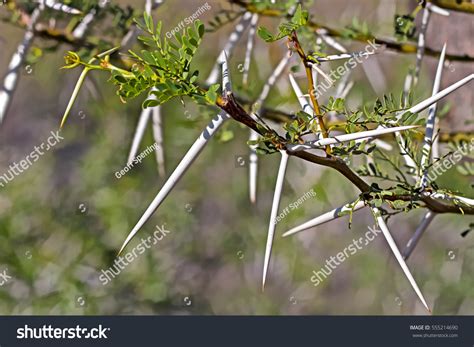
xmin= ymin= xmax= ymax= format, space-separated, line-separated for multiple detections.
xmin=289 ymin=31 xmax=331 ymax=154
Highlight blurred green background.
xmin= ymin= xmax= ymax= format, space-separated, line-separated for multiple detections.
xmin=0 ymin=0 xmax=472 ymax=315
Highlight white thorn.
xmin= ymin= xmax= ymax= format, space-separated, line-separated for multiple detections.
xmin=372 ymin=207 xmax=430 ymax=312
xmin=249 ymin=54 xmax=291 ymax=204
xmin=426 ymin=2 xmax=450 ymax=16
xmin=128 ymin=102 xmax=153 ymax=165
xmin=289 ymin=74 xmax=314 ymax=114
xmin=205 ymin=12 xmax=253 ymax=85
xmin=283 ymin=200 xmax=365 ymax=237
xmin=287 ymin=125 xmax=418 ymax=151
xmin=262 ymin=151 xmax=289 ymax=290
xmin=151 ymin=105 xmax=166 ymax=178
xmin=373 ymin=139 xmax=393 ymax=151
xmin=310 ymin=64 xmax=333 ymax=84
xmin=243 ymin=13 xmax=259 ymax=86
xmin=413 ymin=8 xmax=432 ymax=84
xmin=119 ymin=112 xmax=229 ymax=254
xmin=316 ymin=29 xmax=347 ymax=53
xmin=221 ymin=51 xmax=232 ymax=94
xmin=419 ymin=43 xmax=447 ymax=189
xmin=145 ymin=0 xmax=153 ymax=15
xmin=403 ymin=211 xmax=436 ymax=260
xmin=72 ymin=0 xmax=108 ymax=39
xmin=311 ymin=51 xmax=376 ymax=63
xmin=249 ymin=130 xmax=259 ymax=204
xmin=255 ymin=54 xmax=292 ymax=107
xmin=407 ymin=74 xmax=474 ymax=115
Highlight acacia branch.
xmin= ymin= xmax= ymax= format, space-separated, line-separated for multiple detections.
xmin=216 ymin=91 xmax=474 ymax=216
xmin=230 ymin=0 xmax=474 ymax=63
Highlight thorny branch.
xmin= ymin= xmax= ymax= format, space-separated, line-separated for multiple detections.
xmin=230 ymin=0 xmax=474 ymax=63
xmin=216 ymin=89 xmax=474 ymax=216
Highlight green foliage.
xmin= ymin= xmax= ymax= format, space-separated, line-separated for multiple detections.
xmin=257 ymin=4 xmax=308 ymax=42
xmin=111 ymin=14 xmax=210 ymax=107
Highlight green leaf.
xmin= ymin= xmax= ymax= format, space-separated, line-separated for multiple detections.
xmin=291 ymin=4 xmax=308 ymax=26
xmin=257 ymin=26 xmax=275 ymax=42
xmin=143 ymin=98 xmax=160 ymax=108
xmin=205 ymin=84 xmax=220 ymax=104
xmin=195 ymin=20 xmax=205 ymax=38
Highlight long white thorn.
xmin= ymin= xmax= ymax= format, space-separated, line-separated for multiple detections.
xmin=419 ymin=43 xmax=447 ymax=189
xmin=249 ymin=54 xmax=291 ymax=203
xmin=262 ymin=151 xmax=289 ymax=290
xmin=243 ymin=14 xmax=259 ymax=86
xmin=407 ymin=74 xmax=474 ymax=115
xmin=289 ymin=74 xmax=314 ymax=115
xmin=72 ymin=0 xmax=108 ymax=39
xmin=335 ymin=72 xmax=352 ymax=99
xmin=221 ymin=51 xmax=232 ymax=93
xmin=120 ymin=48 xmax=233 ymax=253
xmin=316 ymin=29 xmax=347 ymax=53
xmin=119 ymin=112 xmax=229 ymax=254
xmin=311 ymin=51 xmax=376 ymax=63
xmin=394 ymin=73 xmax=473 ymax=176
xmin=0 ymin=6 xmax=42 ymax=123
xmin=402 ymin=211 xmax=436 ymax=260
xmin=287 ymin=125 xmax=418 ymax=151
xmin=289 ymin=73 xmax=321 ymax=133
xmin=371 ymin=207 xmax=430 ymax=312
xmin=426 ymin=2 xmax=450 ymax=16
xmin=413 ymin=8 xmax=432 ymax=85
xmin=127 ymin=102 xmax=153 ymax=165
xmin=205 ymin=12 xmax=253 ymax=85
xmin=145 ymin=0 xmax=153 ymax=14
xmin=255 ymin=54 xmax=291 ymax=107
xmin=249 ymin=130 xmax=259 ymax=204
xmin=427 ymin=192 xmax=474 ymax=207
xmin=283 ymin=200 xmax=365 ymax=237
xmin=310 ymin=64 xmax=332 ymax=84
xmin=151 ymin=106 xmax=166 ymax=178
xmin=373 ymin=139 xmax=393 ymax=151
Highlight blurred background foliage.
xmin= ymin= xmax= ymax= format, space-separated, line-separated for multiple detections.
xmin=0 ymin=0 xmax=472 ymax=315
